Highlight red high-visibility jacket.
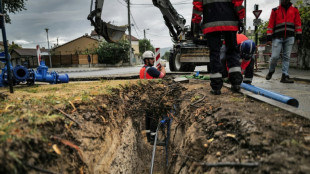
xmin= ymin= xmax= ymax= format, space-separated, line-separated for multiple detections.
xmin=192 ymin=0 xmax=245 ymax=34
xmin=267 ymin=3 xmax=302 ymax=41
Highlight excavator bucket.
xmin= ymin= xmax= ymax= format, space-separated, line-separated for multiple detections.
xmin=88 ymin=0 xmax=127 ymax=43
xmin=99 ymin=22 xmax=127 ymax=43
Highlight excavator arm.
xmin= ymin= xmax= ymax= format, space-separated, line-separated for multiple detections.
xmin=152 ymin=0 xmax=187 ymax=42
xmin=87 ymin=0 xmax=127 ymax=43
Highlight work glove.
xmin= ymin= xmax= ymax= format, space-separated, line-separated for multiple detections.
xmin=238 ymin=21 xmax=244 ymax=34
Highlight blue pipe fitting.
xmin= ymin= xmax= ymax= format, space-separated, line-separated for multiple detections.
xmin=57 ymin=74 xmax=69 ymax=83
xmin=13 ymin=65 xmax=29 ymax=82
xmin=241 ymin=83 xmax=299 ymax=107
xmin=35 ymin=61 xmax=69 ymax=84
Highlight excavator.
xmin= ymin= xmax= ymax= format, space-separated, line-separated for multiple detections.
xmin=88 ymin=0 xmax=210 ymax=72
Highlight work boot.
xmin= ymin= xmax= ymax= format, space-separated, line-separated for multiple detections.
xmin=150 ymin=135 xmax=166 ymax=146
xmin=210 ymin=89 xmax=221 ymax=95
xmin=266 ymin=71 xmax=274 ymax=80
xmin=231 ymin=85 xmax=241 ymax=92
xmin=280 ymin=74 xmax=294 ymax=83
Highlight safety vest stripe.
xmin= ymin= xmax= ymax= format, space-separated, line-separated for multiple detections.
xmin=150 ymin=132 xmax=156 ymax=136
xmin=202 ymin=21 xmax=238 ymax=28
xmin=145 ymin=130 xmax=151 ymax=133
xmin=203 ymin=0 xmax=231 ymax=5
xmin=144 ymin=67 xmax=150 ymax=79
xmin=193 ymin=9 xmax=202 ymax=15
xmin=229 ymin=67 xmax=241 ymax=73
xmin=297 ymin=31 xmax=302 ymax=34
xmin=243 ymin=78 xmax=252 ymax=81
xmin=210 ymin=73 xmax=222 ymax=78
xmin=295 ymin=26 xmax=302 ymax=29
xmin=274 ymin=28 xmax=295 ymax=33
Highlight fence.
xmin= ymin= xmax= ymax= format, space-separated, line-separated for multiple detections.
xmin=43 ymin=54 xmax=98 ymax=67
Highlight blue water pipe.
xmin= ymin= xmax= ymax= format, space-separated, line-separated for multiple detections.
xmin=241 ymin=83 xmax=299 ymax=107
xmin=35 ymin=61 xmax=69 ymax=84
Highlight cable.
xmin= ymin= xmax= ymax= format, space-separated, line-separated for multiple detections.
xmin=116 ymin=0 xmax=127 ymax=7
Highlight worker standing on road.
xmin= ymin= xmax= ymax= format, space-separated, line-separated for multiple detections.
xmin=139 ymin=51 xmax=166 ymax=79
xmin=265 ymin=0 xmax=302 ymax=83
xmin=192 ymin=0 xmax=245 ymax=95
xmin=221 ymin=34 xmax=256 ymax=84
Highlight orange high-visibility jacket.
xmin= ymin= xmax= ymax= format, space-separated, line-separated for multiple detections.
xmin=267 ymin=3 xmax=302 ymax=41
xmin=192 ymin=0 xmax=245 ymax=34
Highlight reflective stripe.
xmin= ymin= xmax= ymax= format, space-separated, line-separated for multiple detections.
xmin=150 ymin=132 xmax=156 ymax=136
xmin=229 ymin=67 xmax=241 ymax=73
xmin=144 ymin=67 xmax=150 ymax=79
xmin=202 ymin=21 xmax=238 ymax=28
xmin=286 ymin=22 xmax=295 ymax=26
xmin=295 ymin=26 xmax=302 ymax=29
xmin=275 ymin=23 xmax=286 ymax=28
xmin=243 ymin=78 xmax=252 ymax=81
xmin=267 ymin=33 xmax=272 ymax=35
xmin=267 ymin=28 xmax=273 ymax=31
xmin=203 ymin=0 xmax=231 ymax=4
xmin=274 ymin=28 xmax=294 ymax=33
xmin=193 ymin=9 xmax=202 ymax=15
xmin=297 ymin=31 xmax=302 ymax=34
xmin=145 ymin=130 xmax=151 ymax=133
xmin=210 ymin=73 xmax=222 ymax=78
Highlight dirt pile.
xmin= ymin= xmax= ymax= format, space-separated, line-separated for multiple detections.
xmin=0 ymin=78 xmax=310 ymax=174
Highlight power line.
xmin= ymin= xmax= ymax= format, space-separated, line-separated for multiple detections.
xmin=116 ymin=0 xmax=127 ymax=7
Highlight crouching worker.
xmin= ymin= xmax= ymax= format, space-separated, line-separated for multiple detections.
xmin=140 ymin=51 xmax=166 ymax=79
xmin=221 ymin=34 xmax=256 ymax=84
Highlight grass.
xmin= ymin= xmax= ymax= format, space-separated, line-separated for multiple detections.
xmin=0 ymin=80 xmax=139 ymax=142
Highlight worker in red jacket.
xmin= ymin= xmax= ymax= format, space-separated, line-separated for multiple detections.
xmin=221 ymin=34 xmax=256 ymax=84
xmin=192 ymin=0 xmax=245 ymax=95
xmin=265 ymin=0 xmax=302 ymax=83
xmin=139 ymin=51 xmax=166 ymax=79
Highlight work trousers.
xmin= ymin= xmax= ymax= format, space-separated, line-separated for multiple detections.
xmin=207 ymin=31 xmax=241 ymax=90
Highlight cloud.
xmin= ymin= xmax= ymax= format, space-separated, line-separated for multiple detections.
xmin=3 ymin=0 xmax=280 ymax=49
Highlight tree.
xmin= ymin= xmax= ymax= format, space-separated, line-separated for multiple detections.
xmin=161 ymin=51 xmax=170 ymax=60
xmin=8 ymin=42 xmax=22 ymax=53
xmin=96 ymin=39 xmax=130 ymax=64
xmin=296 ymin=0 xmax=310 ymax=69
xmin=139 ymin=39 xmax=154 ymax=55
xmin=2 ymin=0 xmax=28 ymax=23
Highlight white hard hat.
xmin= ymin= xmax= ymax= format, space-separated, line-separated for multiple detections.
xmin=142 ymin=51 xmax=155 ymax=60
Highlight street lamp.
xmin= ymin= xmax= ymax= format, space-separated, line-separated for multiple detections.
xmin=144 ymin=28 xmax=149 ymax=39
xmin=45 ymin=28 xmax=52 ymax=67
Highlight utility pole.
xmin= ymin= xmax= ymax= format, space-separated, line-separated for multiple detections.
xmin=244 ymin=0 xmax=247 ymax=28
xmin=45 ymin=28 xmax=52 ymax=67
xmin=144 ymin=28 xmax=149 ymax=39
xmin=0 ymin=0 xmax=13 ymax=93
xmin=127 ymin=0 xmax=133 ymax=65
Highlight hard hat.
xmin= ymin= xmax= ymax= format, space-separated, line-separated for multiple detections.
xmin=240 ymin=40 xmax=256 ymax=60
xmin=142 ymin=51 xmax=155 ymax=60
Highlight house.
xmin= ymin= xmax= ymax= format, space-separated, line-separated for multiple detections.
xmin=53 ymin=34 xmax=99 ymax=55
xmin=10 ymin=48 xmax=49 ymax=67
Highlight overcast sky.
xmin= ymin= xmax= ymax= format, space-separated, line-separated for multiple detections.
xmin=3 ymin=0 xmax=280 ymax=49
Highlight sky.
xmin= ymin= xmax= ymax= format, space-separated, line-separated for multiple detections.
xmin=3 ymin=0 xmax=280 ymax=49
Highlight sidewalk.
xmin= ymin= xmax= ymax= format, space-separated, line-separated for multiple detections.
xmin=254 ymin=67 xmax=310 ymax=83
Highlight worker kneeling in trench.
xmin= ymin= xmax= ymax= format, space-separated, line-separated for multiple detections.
xmin=139 ymin=50 xmax=166 ymax=145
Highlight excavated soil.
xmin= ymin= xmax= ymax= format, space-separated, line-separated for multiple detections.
xmin=0 ymin=78 xmax=310 ymax=174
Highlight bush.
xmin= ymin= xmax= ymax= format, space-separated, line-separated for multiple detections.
xmin=96 ymin=40 xmax=130 ymax=64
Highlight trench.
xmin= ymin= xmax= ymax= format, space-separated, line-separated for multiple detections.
xmin=64 ymin=80 xmax=184 ymax=174
xmin=3 ymin=79 xmax=310 ymax=174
